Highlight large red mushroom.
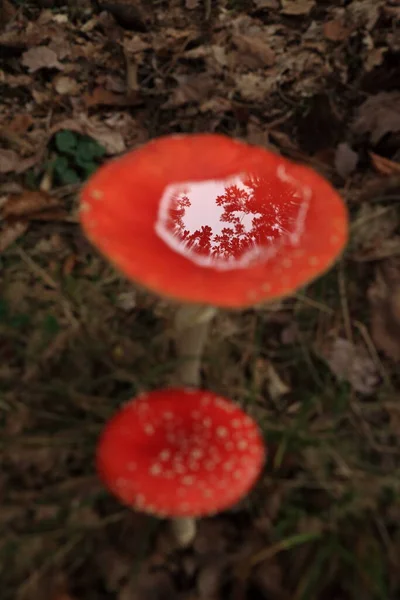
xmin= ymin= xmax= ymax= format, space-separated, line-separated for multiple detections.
xmin=80 ymin=134 xmax=348 ymax=308
xmin=80 ymin=133 xmax=348 ymax=386
xmin=97 ymin=388 xmax=265 ymax=545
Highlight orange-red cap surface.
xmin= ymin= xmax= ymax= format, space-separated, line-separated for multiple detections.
xmin=80 ymin=134 xmax=348 ymax=308
xmin=97 ymin=388 xmax=265 ymax=518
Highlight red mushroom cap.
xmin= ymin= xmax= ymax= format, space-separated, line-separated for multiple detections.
xmin=80 ymin=134 xmax=348 ymax=308
xmin=96 ymin=388 xmax=265 ymax=517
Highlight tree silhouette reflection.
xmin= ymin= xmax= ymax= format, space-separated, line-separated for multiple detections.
xmin=163 ymin=174 xmax=305 ymax=267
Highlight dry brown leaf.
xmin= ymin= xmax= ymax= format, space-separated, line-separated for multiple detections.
xmin=347 ymin=0 xmax=382 ymax=31
xmin=370 ymin=152 xmax=400 ymax=176
xmin=164 ymin=73 xmax=215 ymax=108
xmin=265 ymin=361 xmax=291 ymax=401
xmin=323 ymin=19 xmax=352 ymax=41
xmin=0 ymin=0 xmax=16 ymax=28
xmin=53 ymin=75 xmax=81 ymax=95
xmin=369 ymin=264 xmax=400 ymax=362
xmin=21 ymin=45 xmax=64 ymax=72
xmin=0 ymin=221 xmax=28 ymax=253
xmin=351 ymin=204 xmax=400 ymax=261
xmin=185 ymin=0 xmax=199 ymax=8
xmin=365 ymin=46 xmax=387 ymax=72
xmin=318 ymin=337 xmax=380 ymax=395
xmin=84 ymin=86 xmax=141 ymax=108
xmin=254 ymin=0 xmax=279 ymax=7
xmin=236 ymin=72 xmax=276 ymax=102
xmin=1 ymin=190 xmax=60 ymax=220
xmin=232 ymin=33 xmax=275 ymax=68
xmin=281 ymin=0 xmax=315 ymax=16
xmin=335 ymin=142 xmax=358 ymax=178
xmin=0 ymin=149 xmax=19 ymax=173
xmin=352 ymin=92 xmax=400 ymax=144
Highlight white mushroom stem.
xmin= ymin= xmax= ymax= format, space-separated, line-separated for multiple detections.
xmin=173 ymin=304 xmax=217 ymax=387
xmin=170 ymin=304 xmax=217 ymax=546
xmin=169 ymin=516 xmax=197 ymax=548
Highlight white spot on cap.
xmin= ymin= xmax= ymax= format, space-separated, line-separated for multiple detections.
xmin=150 ymin=463 xmax=162 ymax=476
xmin=79 ymin=202 xmax=90 ymax=213
xmin=144 ymin=424 xmax=155 ymax=435
xmin=190 ymin=448 xmax=203 ymax=460
xmin=163 ymin=411 xmax=174 ymax=420
xmin=135 ymin=494 xmax=146 ymax=508
xmin=128 ymin=462 xmax=137 ymax=471
xmin=283 ymin=258 xmax=292 ymax=268
xmin=216 ymin=426 xmax=228 ymax=438
xmin=232 ymin=419 xmax=241 ymax=428
xmin=247 ymin=290 xmax=258 ymax=301
xmin=90 ymin=189 xmax=103 ymax=200
xmin=203 ymin=418 xmax=212 ymax=428
xmin=308 ymin=256 xmax=319 ymax=267
xmin=159 ymin=449 xmax=171 ymax=461
xmin=182 ymin=475 xmax=194 ymax=486
xmin=238 ymin=440 xmax=248 ymax=450
xmin=116 ymin=477 xmax=128 ymax=488
xmin=262 ymin=282 xmax=271 ymax=293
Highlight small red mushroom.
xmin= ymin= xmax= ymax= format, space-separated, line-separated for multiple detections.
xmin=97 ymin=388 xmax=265 ymax=544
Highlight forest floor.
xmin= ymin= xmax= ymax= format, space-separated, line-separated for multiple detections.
xmin=1 ymin=0 xmax=400 ymax=599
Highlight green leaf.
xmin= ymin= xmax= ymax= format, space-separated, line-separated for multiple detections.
xmin=81 ymin=163 xmax=98 ymax=178
xmin=10 ymin=313 xmax=30 ymax=329
xmin=59 ymin=169 xmax=81 ymax=185
xmin=55 ymin=130 xmax=78 ymax=155
xmin=43 ymin=314 xmax=60 ymax=335
xmin=76 ymin=137 xmax=106 ymax=162
xmin=53 ymin=155 xmax=70 ymax=174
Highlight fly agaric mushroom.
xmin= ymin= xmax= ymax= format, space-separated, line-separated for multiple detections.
xmin=97 ymin=388 xmax=265 ymax=546
xmin=80 ymin=134 xmax=348 ymax=387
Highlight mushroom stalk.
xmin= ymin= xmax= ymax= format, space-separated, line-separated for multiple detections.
xmin=170 ymin=516 xmax=197 ymax=548
xmin=170 ymin=304 xmax=216 ymax=546
xmin=173 ymin=304 xmax=217 ymax=387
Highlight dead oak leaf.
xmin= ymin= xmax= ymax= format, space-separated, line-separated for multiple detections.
xmin=369 ymin=264 xmax=400 ymax=362
xmin=0 ymin=149 xmax=19 ymax=173
xmin=21 ymin=46 xmax=64 ymax=72
xmin=323 ymin=19 xmax=352 ymax=41
xmin=370 ymin=152 xmax=400 ymax=176
xmin=232 ymin=33 xmax=275 ymax=68
xmin=1 ymin=190 xmax=60 ymax=220
xmin=352 ymin=92 xmax=400 ymax=144
xmin=281 ymin=0 xmax=315 ymax=16
xmin=163 ymin=73 xmax=215 ymax=108
xmin=0 ymin=221 xmax=28 ymax=253
xmin=318 ymin=337 xmax=380 ymax=395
